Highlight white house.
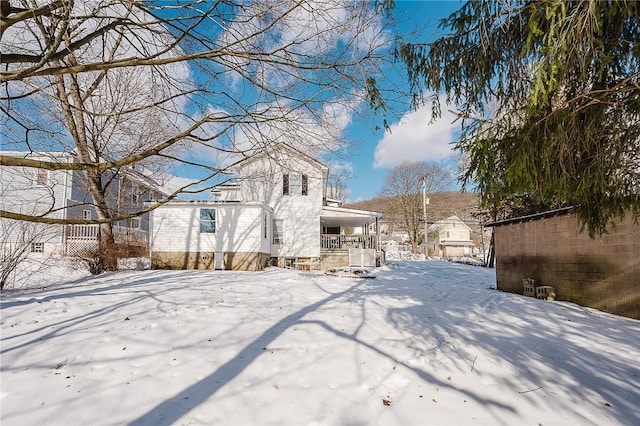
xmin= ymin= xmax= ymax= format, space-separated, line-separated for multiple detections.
xmin=0 ymin=151 xmax=168 ymax=257
xmin=427 ymin=215 xmax=474 ymax=258
xmin=149 ymin=144 xmax=383 ymax=271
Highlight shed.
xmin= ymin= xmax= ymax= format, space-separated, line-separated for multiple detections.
xmin=489 ymin=208 xmax=640 ymax=319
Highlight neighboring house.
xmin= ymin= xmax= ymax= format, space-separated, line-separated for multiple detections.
xmin=489 ymin=208 xmax=640 ymax=320
xmin=149 ymin=144 xmax=383 ymax=271
xmin=0 ymin=151 xmax=168 ymax=257
xmin=427 ymin=215 xmax=474 ymax=258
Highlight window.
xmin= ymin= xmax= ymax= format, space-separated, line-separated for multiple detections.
xmin=283 ymin=173 xmax=308 ymax=196
xmin=200 ymin=209 xmax=216 ymax=233
xmin=31 ymin=242 xmax=44 ymax=253
xmin=130 ymin=218 xmax=140 ymax=229
xmin=34 ymin=169 xmax=49 ymax=186
xmin=289 ymin=174 xmax=302 ymax=195
xmin=131 ymin=192 xmax=140 ymax=204
xmin=83 ymin=210 xmax=92 ymax=220
xmin=446 ymin=231 xmax=450 ymax=238
xmin=272 ymin=219 xmax=283 ymax=244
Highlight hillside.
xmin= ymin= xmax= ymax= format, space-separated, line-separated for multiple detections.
xmin=347 ymin=191 xmax=481 ymax=224
xmin=347 ymin=191 xmax=489 ymax=252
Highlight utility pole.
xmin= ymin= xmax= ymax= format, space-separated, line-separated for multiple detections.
xmin=422 ymin=177 xmax=429 ymax=258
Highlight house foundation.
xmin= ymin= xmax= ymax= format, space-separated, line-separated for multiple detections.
xmin=152 ymin=251 xmax=270 ymax=271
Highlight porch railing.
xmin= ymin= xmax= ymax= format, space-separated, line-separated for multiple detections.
xmin=65 ymin=224 xmax=148 ymax=256
xmin=321 ymin=234 xmax=378 ymax=250
xmin=65 ymin=224 xmax=148 ymax=242
xmin=113 ymin=225 xmax=149 ymax=244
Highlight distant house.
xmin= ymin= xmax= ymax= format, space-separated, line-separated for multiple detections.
xmin=0 ymin=151 xmax=168 ymax=257
xmin=427 ymin=215 xmax=474 ymax=258
xmin=489 ymin=208 xmax=640 ymax=319
xmin=149 ymin=144 xmax=383 ymax=271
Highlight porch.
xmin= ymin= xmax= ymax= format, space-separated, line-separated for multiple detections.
xmin=318 ymin=205 xmax=383 ymax=268
xmin=64 ymin=224 xmax=149 ymax=256
xmin=320 ymin=234 xmax=378 ymax=250
xmin=320 ymin=205 xmax=382 ymax=251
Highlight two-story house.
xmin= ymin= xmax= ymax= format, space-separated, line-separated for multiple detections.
xmin=427 ymin=215 xmax=474 ymax=258
xmin=149 ymin=144 xmax=383 ymax=271
xmin=0 ymin=151 xmax=168 ymax=257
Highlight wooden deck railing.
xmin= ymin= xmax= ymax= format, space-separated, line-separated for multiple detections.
xmin=320 ymin=234 xmax=378 ymax=250
xmin=65 ymin=224 xmax=148 ymax=243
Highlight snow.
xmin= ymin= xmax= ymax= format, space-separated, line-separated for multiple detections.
xmin=1 ymin=260 xmax=639 ymax=425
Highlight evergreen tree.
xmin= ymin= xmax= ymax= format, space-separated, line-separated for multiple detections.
xmin=396 ymin=0 xmax=640 ymax=235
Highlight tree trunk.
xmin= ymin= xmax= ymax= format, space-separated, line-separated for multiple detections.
xmin=487 ymin=229 xmax=495 ymax=268
xmin=98 ymin=222 xmax=118 ymax=272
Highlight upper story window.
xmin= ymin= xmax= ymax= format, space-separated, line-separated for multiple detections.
xmin=200 ymin=208 xmax=216 ymax=233
xmin=31 ymin=242 xmax=44 ymax=253
xmin=130 ymin=218 xmax=140 ymax=229
xmin=83 ymin=210 xmax=92 ymax=220
xmin=34 ymin=169 xmax=49 ymax=186
xmin=283 ymin=173 xmax=308 ymax=196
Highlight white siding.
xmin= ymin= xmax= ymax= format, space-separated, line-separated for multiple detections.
xmin=0 ymin=153 xmax=72 ymax=219
xmin=237 ymin=149 xmax=324 ymax=258
xmin=150 ymin=203 xmax=270 ymax=254
xmin=0 ymin=152 xmax=74 ymax=255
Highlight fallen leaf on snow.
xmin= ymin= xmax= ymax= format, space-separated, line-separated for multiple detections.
xmin=382 ymin=399 xmax=392 ymax=406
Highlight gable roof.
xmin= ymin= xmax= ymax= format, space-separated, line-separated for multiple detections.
xmin=428 ymin=215 xmax=472 ymax=232
xmin=233 ymin=143 xmax=329 ymax=179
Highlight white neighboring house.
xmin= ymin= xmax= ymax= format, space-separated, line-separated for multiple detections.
xmin=149 ymin=144 xmax=383 ymax=271
xmin=427 ymin=215 xmax=474 ymax=258
xmin=0 ymin=151 xmax=168 ymax=257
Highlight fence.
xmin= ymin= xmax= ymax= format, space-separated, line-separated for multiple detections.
xmin=65 ymin=224 xmax=148 ymax=256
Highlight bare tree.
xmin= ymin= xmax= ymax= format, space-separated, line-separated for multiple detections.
xmin=380 ymin=161 xmax=453 ymax=253
xmin=1 ymin=0 xmax=394 ymax=271
xmin=326 ymin=162 xmax=353 ymax=203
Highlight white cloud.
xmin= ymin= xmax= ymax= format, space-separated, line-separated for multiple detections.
xmin=373 ymin=103 xmax=458 ymax=168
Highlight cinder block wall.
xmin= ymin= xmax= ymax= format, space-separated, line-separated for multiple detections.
xmin=493 ymin=212 xmax=640 ymax=319
xmin=320 ymin=251 xmax=349 ymax=269
xmin=152 ymin=251 xmax=269 ymax=271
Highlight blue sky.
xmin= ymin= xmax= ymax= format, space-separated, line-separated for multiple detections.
xmin=2 ymin=0 xmax=464 ymax=202
xmin=168 ymin=1 xmax=465 ymax=202
xmin=342 ymin=1 xmax=464 ymax=202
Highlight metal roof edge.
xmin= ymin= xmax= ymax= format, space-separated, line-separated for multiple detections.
xmin=486 ymin=206 xmax=575 ymax=227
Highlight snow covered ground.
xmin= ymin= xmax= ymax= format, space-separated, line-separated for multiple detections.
xmin=1 ymin=260 xmax=639 ymax=425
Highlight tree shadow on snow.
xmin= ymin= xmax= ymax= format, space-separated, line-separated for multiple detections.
xmin=374 ymin=261 xmax=640 ymax=425
xmin=4 ymin=263 xmax=636 ymax=425
xmin=127 ymin=265 xmax=516 ymax=426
